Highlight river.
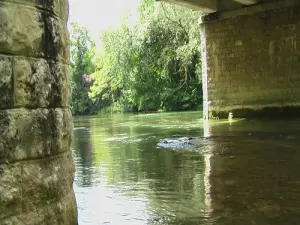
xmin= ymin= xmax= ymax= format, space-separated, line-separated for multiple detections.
xmin=72 ymin=111 xmax=300 ymax=225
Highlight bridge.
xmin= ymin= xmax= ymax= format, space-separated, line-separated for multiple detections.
xmin=0 ymin=0 xmax=299 ymax=224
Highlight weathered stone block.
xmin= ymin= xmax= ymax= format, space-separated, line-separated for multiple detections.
xmin=52 ymin=108 xmax=73 ymax=155
xmin=14 ymin=57 xmax=53 ymax=107
xmin=54 ymin=0 xmax=70 ymax=21
xmin=0 ymin=163 xmax=23 ymax=221
xmin=3 ymin=0 xmax=68 ymax=21
xmin=0 ymin=108 xmax=72 ymax=162
xmin=0 ymin=151 xmax=77 ymax=225
xmin=37 ymin=0 xmax=69 ymax=21
xmin=13 ymin=57 xmax=70 ymax=108
xmin=49 ymin=60 xmax=71 ymax=107
xmin=0 ymin=109 xmax=52 ymax=162
xmin=0 ymin=5 xmax=44 ymax=56
xmin=44 ymin=14 xmax=69 ymax=63
xmin=21 ymin=152 xmax=75 ymax=209
xmin=0 ymin=55 xmax=12 ymax=109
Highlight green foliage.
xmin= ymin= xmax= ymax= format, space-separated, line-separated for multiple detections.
xmin=70 ymin=22 xmax=97 ymax=115
xmin=89 ymin=1 xmax=203 ymax=113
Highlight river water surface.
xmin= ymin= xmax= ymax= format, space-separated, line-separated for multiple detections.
xmin=73 ymin=111 xmax=300 ymax=225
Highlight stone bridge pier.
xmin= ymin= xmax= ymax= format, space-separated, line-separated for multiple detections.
xmin=161 ymin=0 xmax=300 ymax=118
xmin=0 ymin=0 xmax=77 ymax=224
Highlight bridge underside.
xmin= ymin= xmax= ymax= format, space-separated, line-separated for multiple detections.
xmin=159 ymin=0 xmax=300 ymax=118
xmin=158 ymin=0 xmax=260 ymax=13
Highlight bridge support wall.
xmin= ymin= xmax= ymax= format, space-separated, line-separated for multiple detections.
xmin=0 ymin=0 xmax=77 ymax=224
xmin=201 ymin=0 xmax=300 ymax=118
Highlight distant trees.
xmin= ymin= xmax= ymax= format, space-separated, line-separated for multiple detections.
xmin=69 ymin=22 xmax=96 ymax=115
xmin=70 ymin=0 xmax=203 ymax=114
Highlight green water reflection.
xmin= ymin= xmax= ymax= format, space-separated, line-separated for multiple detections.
xmin=73 ymin=111 xmax=300 ymax=225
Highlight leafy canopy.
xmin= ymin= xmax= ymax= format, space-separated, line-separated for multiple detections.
xmin=71 ymin=0 xmax=203 ymax=114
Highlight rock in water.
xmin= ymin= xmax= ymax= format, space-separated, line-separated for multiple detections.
xmin=158 ymin=137 xmax=198 ymax=149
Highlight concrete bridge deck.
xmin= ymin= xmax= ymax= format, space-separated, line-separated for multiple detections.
xmin=158 ymin=0 xmax=260 ymax=13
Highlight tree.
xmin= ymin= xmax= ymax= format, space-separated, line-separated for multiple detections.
xmin=89 ymin=0 xmax=203 ymax=113
xmin=70 ymin=22 xmax=96 ymax=115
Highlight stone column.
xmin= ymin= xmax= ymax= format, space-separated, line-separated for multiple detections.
xmin=0 ymin=0 xmax=77 ymax=224
xmin=200 ymin=0 xmax=300 ymax=118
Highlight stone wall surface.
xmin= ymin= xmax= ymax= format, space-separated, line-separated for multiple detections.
xmin=0 ymin=0 xmax=77 ymax=224
xmin=201 ymin=0 xmax=300 ymax=118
